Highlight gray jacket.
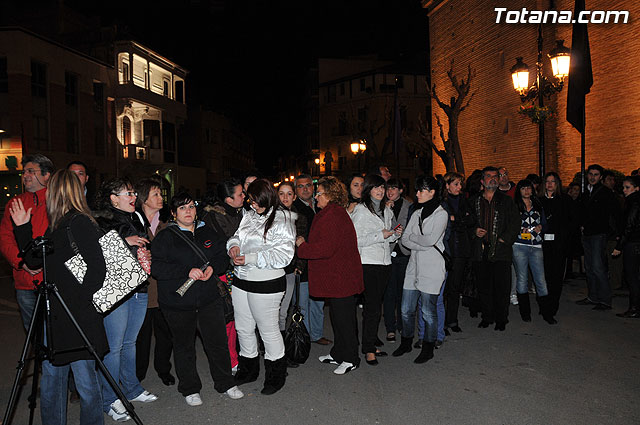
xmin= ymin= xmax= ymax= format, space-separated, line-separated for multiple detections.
xmin=401 ymin=205 xmax=448 ymax=294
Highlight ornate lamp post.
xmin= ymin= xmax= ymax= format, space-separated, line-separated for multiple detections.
xmin=511 ymin=25 xmax=571 ymax=177
xmin=350 ymin=139 xmax=367 ymax=173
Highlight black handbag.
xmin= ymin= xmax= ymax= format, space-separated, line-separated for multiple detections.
xmin=433 ymin=245 xmax=452 ymax=271
xmin=284 ymin=273 xmax=311 ymax=364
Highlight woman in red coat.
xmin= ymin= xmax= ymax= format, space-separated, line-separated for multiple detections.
xmin=296 ymin=176 xmax=364 ymax=375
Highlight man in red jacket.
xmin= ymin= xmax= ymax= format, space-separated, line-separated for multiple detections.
xmin=0 ymin=154 xmax=54 ymax=330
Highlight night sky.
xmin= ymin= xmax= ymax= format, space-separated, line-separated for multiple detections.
xmin=37 ymin=0 xmax=429 ymax=175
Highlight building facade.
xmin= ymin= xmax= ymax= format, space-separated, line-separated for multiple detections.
xmin=0 ymin=27 xmax=116 ymax=206
xmin=111 ymin=40 xmax=188 ymax=194
xmin=0 ymin=26 xmax=198 ymax=205
xmin=424 ymin=0 xmax=640 ymax=183
xmin=314 ymin=56 xmax=430 ymax=185
xmin=182 ymin=106 xmax=255 ymax=192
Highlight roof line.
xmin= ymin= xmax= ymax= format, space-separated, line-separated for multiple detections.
xmin=0 ymin=26 xmax=114 ymax=68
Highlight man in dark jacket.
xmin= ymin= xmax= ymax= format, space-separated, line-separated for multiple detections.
xmin=470 ymin=166 xmax=520 ymax=331
xmin=577 ymin=164 xmax=621 ymax=310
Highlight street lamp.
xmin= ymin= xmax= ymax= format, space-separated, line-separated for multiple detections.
xmin=511 ymin=25 xmax=570 ymax=177
xmin=350 ymin=139 xmax=367 ymax=173
xmin=314 ymin=157 xmax=320 ymax=176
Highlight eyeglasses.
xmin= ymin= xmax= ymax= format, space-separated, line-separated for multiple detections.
xmin=23 ymin=168 xmax=42 ymax=175
xmin=114 ymin=191 xmax=137 ymax=197
xmin=315 ymin=192 xmax=325 ymax=197
xmin=499 ymin=173 xmax=508 ymax=177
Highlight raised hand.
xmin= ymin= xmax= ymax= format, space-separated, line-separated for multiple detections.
xmin=9 ymin=199 xmax=32 ymax=226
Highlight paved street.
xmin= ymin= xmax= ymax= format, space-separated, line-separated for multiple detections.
xmin=1 ymin=258 xmax=639 ymax=425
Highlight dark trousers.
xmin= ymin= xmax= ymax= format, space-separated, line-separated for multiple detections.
xmin=163 ymin=299 xmax=235 ymax=396
xmin=475 ymin=260 xmax=511 ymax=325
xmin=444 ymin=257 xmax=467 ymax=327
xmin=328 ymin=295 xmax=360 ymax=366
xmin=543 ymin=241 xmax=566 ymax=316
xmin=582 ymin=234 xmax=612 ymax=305
xmin=136 ymin=307 xmax=174 ymax=381
xmin=361 ymin=264 xmax=391 ymax=354
xmin=383 ymin=256 xmax=409 ymax=333
xmin=623 ymin=242 xmax=640 ymax=310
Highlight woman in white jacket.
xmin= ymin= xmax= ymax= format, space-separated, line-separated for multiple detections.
xmin=393 ymin=176 xmax=448 ymax=364
xmin=227 ymin=179 xmax=296 ymax=395
xmin=350 ymin=174 xmax=402 ymax=366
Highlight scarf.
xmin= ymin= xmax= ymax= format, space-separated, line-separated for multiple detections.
xmin=418 ymin=198 xmax=440 ymax=234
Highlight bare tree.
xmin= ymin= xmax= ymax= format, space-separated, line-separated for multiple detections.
xmin=422 ymin=59 xmax=475 ymax=174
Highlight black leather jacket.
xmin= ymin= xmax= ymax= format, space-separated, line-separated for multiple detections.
xmin=616 ymin=191 xmax=640 ymax=249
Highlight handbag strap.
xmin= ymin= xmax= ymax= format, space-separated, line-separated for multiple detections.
xmin=433 ymin=244 xmax=448 ymax=261
xmin=294 ymin=272 xmax=301 ymax=308
xmin=168 ymin=225 xmax=209 ymax=265
xmin=66 ymin=226 xmax=80 ymax=255
xmin=65 ymin=213 xmax=84 ymax=256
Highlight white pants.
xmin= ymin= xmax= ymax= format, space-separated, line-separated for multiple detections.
xmin=232 ymin=286 xmax=285 ymax=361
xmin=279 ymin=273 xmax=296 ymax=331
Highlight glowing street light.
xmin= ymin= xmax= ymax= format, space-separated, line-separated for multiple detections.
xmin=510 ymin=25 xmax=571 ymax=176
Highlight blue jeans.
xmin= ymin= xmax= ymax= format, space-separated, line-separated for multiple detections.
xmin=16 ymin=288 xmax=38 ymax=331
xmin=101 ymin=293 xmax=147 ymax=411
xmin=437 ymin=279 xmax=446 ymax=341
xmin=582 ymin=234 xmax=611 ymax=305
xmin=41 ymin=359 xmax=103 ymax=425
xmin=400 ymin=289 xmax=438 ymax=343
xmin=512 ymin=244 xmax=548 ymax=296
xmin=295 ymin=282 xmax=325 ymax=341
xmin=416 ymin=279 xmax=446 ymax=341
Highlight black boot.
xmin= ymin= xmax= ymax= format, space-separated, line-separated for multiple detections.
xmin=539 ymin=295 xmax=558 ymax=324
xmin=517 ymin=293 xmax=531 ymax=322
xmin=392 ymin=337 xmax=413 ymax=357
xmin=235 ymin=355 xmax=260 ymax=386
xmin=261 ymin=357 xmax=287 ymax=395
xmin=413 ymin=341 xmax=435 ymax=364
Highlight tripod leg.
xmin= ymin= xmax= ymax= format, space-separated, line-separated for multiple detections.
xmin=2 ymin=290 xmax=43 ymax=425
xmin=27 ymin=354 xmax=41 ymax=425
xmin=51 ymin=287 xmax=144 ymax=425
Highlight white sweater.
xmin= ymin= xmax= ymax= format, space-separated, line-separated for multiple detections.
xmin=401 ymin=205 xmax=448 ymax=294
xmin=226 ymin=208 xmax=296 ymax=281
xmin=350 ymin=203 xmax=400 ymax=265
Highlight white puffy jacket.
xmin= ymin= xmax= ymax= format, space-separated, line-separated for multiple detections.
xmin=350 ymin=203 xmax=400 ymax=265
xmin=401 ymin=205 xmax=448 ymax=294
xmin=226 ymin=207 xmax=296 ymax=281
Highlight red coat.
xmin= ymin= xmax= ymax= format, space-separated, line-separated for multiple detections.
xmin=297 ymin=202 xmax=364 ymax=298
xmin=0 ymin=188 xmax=48 ymax=290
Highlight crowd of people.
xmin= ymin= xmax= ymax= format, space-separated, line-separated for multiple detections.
xmin=1 ymin=154 xmax=639 ymax=424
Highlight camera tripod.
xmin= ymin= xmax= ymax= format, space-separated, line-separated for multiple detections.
xmin=2 ymin=237 xmax=144 ymax=425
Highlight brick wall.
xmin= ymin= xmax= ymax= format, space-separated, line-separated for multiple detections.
xmin=428 ymin=0 xmax=640 ymax=184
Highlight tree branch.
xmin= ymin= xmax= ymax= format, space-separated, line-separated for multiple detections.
xmin=459 ymin=91 xmax=476 ymax=113
xmin=426 ymin=82 xmax=451 ymax=115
